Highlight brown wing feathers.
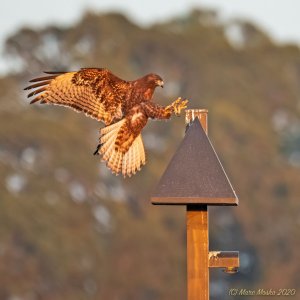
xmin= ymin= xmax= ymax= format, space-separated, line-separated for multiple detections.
xmin=24 ymin=69 xmax=124 ymax=124
xmin=24 ymin=73 xmax=62 ymax=104
xmin=24 ymin=81 xmax=51 ymax=91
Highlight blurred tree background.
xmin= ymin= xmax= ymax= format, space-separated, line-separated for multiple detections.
xmin=1 ymin=7 xmax=300 ymax=300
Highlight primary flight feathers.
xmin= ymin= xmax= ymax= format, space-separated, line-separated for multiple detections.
xmin=25 ymin=68 xmax=188 ymax=177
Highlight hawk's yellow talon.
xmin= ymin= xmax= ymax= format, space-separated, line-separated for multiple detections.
xmin=170 ymin=97 xmax=189 ymax=116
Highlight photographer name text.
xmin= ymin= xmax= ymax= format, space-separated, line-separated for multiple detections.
xmin=229 ymin=288 xmax=296 ymax=297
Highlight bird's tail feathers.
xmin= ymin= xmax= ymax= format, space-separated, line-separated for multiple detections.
xmin=97 ymin=120 xmax=146 ymax=177
xmin=121 ymin=134 xmax=145 ymax=177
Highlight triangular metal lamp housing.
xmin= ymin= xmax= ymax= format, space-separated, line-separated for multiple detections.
xmin=151 ymin=118 xmax=238 ymax=205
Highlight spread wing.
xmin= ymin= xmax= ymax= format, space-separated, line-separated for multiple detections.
xmin=25 ymin=68 xmax=129 ymax=125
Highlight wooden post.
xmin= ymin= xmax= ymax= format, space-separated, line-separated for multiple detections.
xmin=186 ymin=109 xmax=209 ymax=300
xmin=185 ymin=109 xmax=208 ymax=134
xmin=187 ymin=205 xmax=209 ymax=300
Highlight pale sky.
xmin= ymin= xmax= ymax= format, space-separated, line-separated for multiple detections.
xmin=1 ymin=0 xmax=300 ymax=73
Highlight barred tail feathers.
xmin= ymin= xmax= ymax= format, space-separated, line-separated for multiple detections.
xmin=122 ymin=134 xmax=145 ymax=176
xmin=98 ymin=120 xmax=146 ymax=176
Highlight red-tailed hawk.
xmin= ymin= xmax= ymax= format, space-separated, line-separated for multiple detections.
xmin=25 ymin=68 xmax=188 ymax=177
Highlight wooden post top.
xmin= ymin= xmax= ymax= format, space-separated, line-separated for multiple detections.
xmin=185 ymin=109 xmax=208 ymax=133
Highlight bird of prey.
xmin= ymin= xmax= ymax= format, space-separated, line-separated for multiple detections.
xmin=25 ymin=68 xmax=188 ymax=177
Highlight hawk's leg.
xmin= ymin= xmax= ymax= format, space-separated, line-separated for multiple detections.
xmin=141 ymin=97 xmax=188 ymax=120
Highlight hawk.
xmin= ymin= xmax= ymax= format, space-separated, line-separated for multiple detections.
xmin=25 ymin=68 xmax=188 ymax=177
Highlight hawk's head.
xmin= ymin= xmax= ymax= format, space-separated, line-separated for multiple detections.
xmin=144 ymin=73 xmax=164 ymax=88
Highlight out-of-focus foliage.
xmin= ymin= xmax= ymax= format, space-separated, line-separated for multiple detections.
xmin=1 ymin=8 xmax=300 ymax=300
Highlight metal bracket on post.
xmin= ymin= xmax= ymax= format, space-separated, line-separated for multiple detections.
xmin=209 ymin=251 xmax=239 ymax=273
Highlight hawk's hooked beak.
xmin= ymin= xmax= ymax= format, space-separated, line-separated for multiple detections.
xmin=157 ymin=80 xmax=164 ymax=88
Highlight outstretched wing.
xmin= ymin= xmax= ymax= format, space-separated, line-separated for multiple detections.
xmin=25 ymin=68 xmax=129 ymax=125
